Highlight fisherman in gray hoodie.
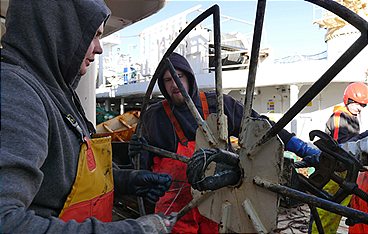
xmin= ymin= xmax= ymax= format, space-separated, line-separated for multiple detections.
xmin=0 ymin=0 xmax=174 ymax=233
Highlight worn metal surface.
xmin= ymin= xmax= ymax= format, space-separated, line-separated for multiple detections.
xmin=219 ymin=202 xmax=232 ymax=233
xmin=241 ymin=0 xmax=267 ymax=124
xmin=142 ymin=144 xmax=189 ymax=163
xmin=301 ymin=131 xmax=368 ymax=204
xmin=309 ymin=205 xmax=324 ymax=234
xmin=193 ymin=119 xmax=284 ymax=233
xmin=176 ymin=191 xmax=214 ymax=221
xmin=212 ymin=6 xmax=228 ymax=143
xmin=243 ymin=199 xmax=268 ymax=234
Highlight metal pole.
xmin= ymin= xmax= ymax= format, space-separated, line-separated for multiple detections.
xmin=212 ymin=5 xmax=228 ymax=142
xmin=254 ymin=177 xmax=368 ymax=224
xmin=242 ymin=0 xmax=267 ymax=120
xmin=142 ymin=144 xmax=189 ymax=163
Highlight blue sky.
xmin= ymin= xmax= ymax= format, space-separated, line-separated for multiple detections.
xmin=116 ymin=1 xmax=328 ymax=59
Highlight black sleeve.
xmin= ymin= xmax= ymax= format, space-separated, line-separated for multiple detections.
xmin=139 ymin=107 xmax=157 ymax=171
xmin=139 ymin=150 xmax=153 ymax=170
xmin=113 ymin=168 xmax=134 ymax=197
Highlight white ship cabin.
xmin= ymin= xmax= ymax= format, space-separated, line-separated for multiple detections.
xmin=95 ymin=3 xmax=368 ymax=143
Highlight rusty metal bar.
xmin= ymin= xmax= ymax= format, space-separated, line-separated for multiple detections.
xmin=142 ymin=144 xmax=189 ymax=164
xmin=309 ymin=205 xmax=324 ymax=234
xmin=165 ymin=59 xmax=218 ymax=146
xmin=176 ymin=191 xmax=214 ymax=221
xmin=241 ymin=0 xmax=267 ymax=121
xmin=243 ymin=199 xmax=267 ymax=233
xmin=254 ymin=177 xmax=368 ymax=224
xmin=212 ymin=5 xmax=228 ymax=142
xmin=219 ymin=202 xmax=232 ymax=233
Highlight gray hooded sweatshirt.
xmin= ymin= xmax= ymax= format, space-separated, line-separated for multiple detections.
xmin=1 ymin=0 xmax=158 ymax=233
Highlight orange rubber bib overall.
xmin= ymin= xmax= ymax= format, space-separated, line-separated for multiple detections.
xmin=153 ymin=92 xmax=218 ymax=234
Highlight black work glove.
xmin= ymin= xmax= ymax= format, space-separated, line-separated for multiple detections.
xmin=128 ymin=134 xmax=148 ymax=159
xmin=126 ymin=170 xmax=172 ymax=203
xmin=136 ymin=213 xmax=177 ymax=233
xmin=187 ymin=148 xmax=241 ymax=191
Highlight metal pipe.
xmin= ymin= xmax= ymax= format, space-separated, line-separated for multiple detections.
xmin=254 ymin=177 xmax=368 ymax=224
xmin=212 ymin=5 xmax=227 ymax=142
xmin=219 ymin=202 xmax=232 ymax=233
xmin=241 ymin=0 xmax=267 ymax=121
xmin=142 ymin=144 xmax=189 ymax=163
xmin=176 ymin=191 xmax=214 ymax=221
xmin=243 ymin=199 xmax=267 ymax=233
xmin=309 ymin=205 xmax=324 ymax=234
xmin=297 ymin=174 xmax=332 ymax=200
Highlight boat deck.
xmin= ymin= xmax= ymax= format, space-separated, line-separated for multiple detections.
xmin=276 ymin=204 xmax=349 ymax=234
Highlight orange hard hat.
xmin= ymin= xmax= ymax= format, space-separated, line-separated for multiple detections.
xmin=343 ymin=82 xmax=368 ymax=105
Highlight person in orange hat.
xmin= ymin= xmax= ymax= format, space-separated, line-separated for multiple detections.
xmin=310 ymin=82 xmax=368 ymax=234
xmin=325 ymin=82 xmax=368 ymax=144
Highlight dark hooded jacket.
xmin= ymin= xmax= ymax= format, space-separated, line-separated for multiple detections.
xmin=1 ymin=1 xmax=155 ymax=233
xmin=141 ymin=52 xmax=293 ymax=169
xmin=325 ymin=105 xmax=360 ymax=144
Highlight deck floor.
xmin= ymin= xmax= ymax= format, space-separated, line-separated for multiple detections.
xmin=275 ymin=205 xmax=349 ymax=234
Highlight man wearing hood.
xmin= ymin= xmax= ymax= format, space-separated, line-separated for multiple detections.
xmin=0 ymin=0 xmax=174 ymax=233
xmin=133 ymin=52 xmax=321 ymax=233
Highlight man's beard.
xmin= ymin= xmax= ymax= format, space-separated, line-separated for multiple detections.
xmin=171 ymin=94 xmax=186 ymax=106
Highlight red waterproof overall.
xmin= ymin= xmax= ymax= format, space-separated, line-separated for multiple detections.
xmin=58 ymin=114 xmax=114 ymax=222
xmin=349 ymin=172 xmax=368 ymax=234
xmin=152 ymin=92 xmax=218 ymax=234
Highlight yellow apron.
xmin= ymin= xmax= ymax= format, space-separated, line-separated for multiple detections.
xmin=16 ymin=73 xmax=115 ymax=222
xmin=59 ymin=136 xmax=114 ymax=222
